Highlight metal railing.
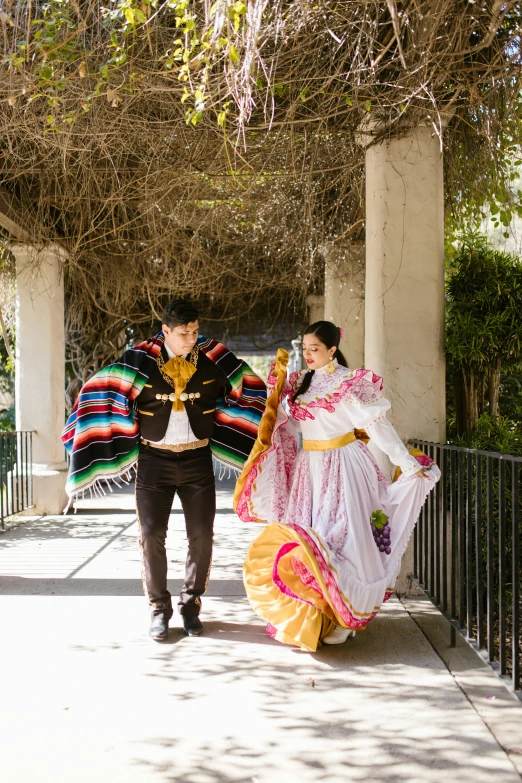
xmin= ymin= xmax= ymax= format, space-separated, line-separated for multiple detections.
xmin=0 ymin=431 xmax=34 ymax=528
xmin=412 ymin=440 xmax=521 ymax=697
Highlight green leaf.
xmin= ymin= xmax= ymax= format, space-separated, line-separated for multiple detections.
xmin=229 ymin=44 xmax=239 ymax=63
xmin=370 ymin=510 xmax=389 ymax=529
xmin=345 ymin=95 xmax=352 ymax=106
xmin=364 ymin=99 xmax=371 ymax=112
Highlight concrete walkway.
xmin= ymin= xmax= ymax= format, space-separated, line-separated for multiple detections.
xmin=1 ymin=477 xmax=521 ymax=783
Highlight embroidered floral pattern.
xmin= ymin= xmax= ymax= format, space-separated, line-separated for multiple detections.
xmin=235 ymin=456 xmax=264 ymax=523
xmin=284 ymin=451 xmax=312 ymax=527
xmin=272 ymin=542 xmax=315 ymax=606
xmin=313 ymin=449 xmax=350 ymax=554
xmin=288 ymin=370 xmax=301 ymax=392
xmin=414 ymin=453 xmax=434 ymax=468
xmin=267 ymin=363 xmax=301 ymax=398
xmin=291 ymin=556 xmax=324 ymax=596
xmin=236 ymin=381 xmax=299 ymax=523
xmin=356 ymin=440 xmax=390 ymax=486
xmin=271 ymin=425 xmax=299 ymax=521
xmin=287 ymin=523 xmax=387 ymax=630
xmin=289 ymin=400 xmax=315 ymax=421
xmin=289 ymin=366 xmax=384 ymax=421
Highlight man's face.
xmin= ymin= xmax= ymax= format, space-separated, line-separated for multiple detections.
xmin=162 ymin=321 xmax=199 ymax=356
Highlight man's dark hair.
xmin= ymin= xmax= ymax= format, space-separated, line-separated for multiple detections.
xmin=162 ymin=299 xmax=199 ymax=328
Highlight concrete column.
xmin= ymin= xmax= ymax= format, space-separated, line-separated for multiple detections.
xmin=14 ymin=244 xmax=68 ymax=514
xmin=306 ymin=294 xmax=324 ymax=325
xmin=362 ymin=124 xmax=446 ymax=593
xmin=323 ymin=241 xmax=365 ymax=369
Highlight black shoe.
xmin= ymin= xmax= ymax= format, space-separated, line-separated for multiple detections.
xmin=150 ymin=613 xmax=169 ymax=641
xmin=183 ymin=616 xmax=203 ymax=637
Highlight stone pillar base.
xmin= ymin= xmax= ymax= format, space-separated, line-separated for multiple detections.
xmin=30 ymin=464 xmax=68 ymax=516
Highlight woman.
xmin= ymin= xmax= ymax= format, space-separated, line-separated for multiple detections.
xmin=234 ymin=321 xmax=439 ymax=652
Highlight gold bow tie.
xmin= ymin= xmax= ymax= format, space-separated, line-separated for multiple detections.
xmin=161 ymin=356 xmax=197 ymax=411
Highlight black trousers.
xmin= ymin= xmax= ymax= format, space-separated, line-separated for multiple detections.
xmin=135 ymin=443 xmax=215 ymax=618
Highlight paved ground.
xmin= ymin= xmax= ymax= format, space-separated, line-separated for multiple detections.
xmin=1 ymin=477 xmax=521 ymax=783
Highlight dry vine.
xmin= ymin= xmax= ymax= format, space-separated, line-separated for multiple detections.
xmin=0 ymin=1 xmax=520 ymax=377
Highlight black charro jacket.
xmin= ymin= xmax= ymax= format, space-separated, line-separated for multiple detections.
xmin=134 ymin=346 xmax=231 ymax=442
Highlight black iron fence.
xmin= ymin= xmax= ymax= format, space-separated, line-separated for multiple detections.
xmin=0 ymin=431 xmax=34 ymax=529
xmin=412 ymin=440 xmax=521 ymax=697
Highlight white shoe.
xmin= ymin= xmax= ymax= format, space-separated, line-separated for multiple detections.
xmin=323 ymin=626 xmax=356 ymax=645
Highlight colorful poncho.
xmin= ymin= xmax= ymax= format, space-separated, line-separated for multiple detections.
xmin=62 ymin=334 xmax=266 ymax=501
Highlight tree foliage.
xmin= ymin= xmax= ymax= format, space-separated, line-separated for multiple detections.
xmin=446 ymin=234 xmax=522 ymax=435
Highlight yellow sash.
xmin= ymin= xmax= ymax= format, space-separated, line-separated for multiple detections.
xmin=302 ymin=431 xmax=357 ymax=451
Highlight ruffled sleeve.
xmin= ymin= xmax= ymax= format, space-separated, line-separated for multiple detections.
xmin=342 ymin=369 xmax=421 ymax=476
xmin=234 ymin=349 xmax=300 ymax=522
xmin=267 ymin=361 xmax=301 ymax=400
xmin=338 ymin=369 xmax=389 ymax=428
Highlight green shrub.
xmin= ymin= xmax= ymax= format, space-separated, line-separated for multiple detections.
xmin=449 ymin=412 xmax=522 ymax=456
xmin=446 ymin=234 xmax=522 ymax=435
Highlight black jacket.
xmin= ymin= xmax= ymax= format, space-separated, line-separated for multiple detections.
xmin=135 ymin=347 xmax=231 ymax=442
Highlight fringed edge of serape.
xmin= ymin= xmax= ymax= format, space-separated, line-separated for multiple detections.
xmin=63 ymin=458 xmax=139 ymax=514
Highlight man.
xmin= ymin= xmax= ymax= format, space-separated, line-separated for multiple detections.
xmin=62 ymin=299 xmax=266 ymax=641
xmin=135 ymin=299 xmax=231 ymax=640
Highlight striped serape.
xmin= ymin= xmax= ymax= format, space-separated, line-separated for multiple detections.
xmin=62 ymin=334 xmax=266 ymax=501
xmin=197 ymin=337 xmax=267 ymax=468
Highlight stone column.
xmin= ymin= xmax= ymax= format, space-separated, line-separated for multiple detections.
xmin=306 ymin=294 xmax=324 ymax=325
xmin=323 ymin=241 xmax=365 ymax=369
xmin=14 ymin=244 xmax=68 ymax=515
xmin=362 ymin=124 xmax=446 ymax=593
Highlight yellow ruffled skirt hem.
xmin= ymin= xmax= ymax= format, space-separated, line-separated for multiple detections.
xmin=243 ymin=522 xmax=362 ymax=652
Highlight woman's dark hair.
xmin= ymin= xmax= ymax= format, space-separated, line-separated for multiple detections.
xmin=162 ymin=298 xmax=199 ymax=328
xmin=291 ymin=321 xmax=347 ymax=402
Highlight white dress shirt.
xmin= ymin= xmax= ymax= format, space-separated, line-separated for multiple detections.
xmin=149 ymin=344 xmax=199 ymax=445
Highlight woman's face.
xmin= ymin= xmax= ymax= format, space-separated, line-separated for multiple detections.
xmin=302 ymin=333 xmax=335 ymax=370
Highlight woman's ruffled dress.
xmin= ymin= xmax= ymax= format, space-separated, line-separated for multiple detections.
xmin=234 ymin=350 xmax=440 ymax=652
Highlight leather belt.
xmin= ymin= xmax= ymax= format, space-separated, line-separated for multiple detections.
xmin=141 ymin=438 xmax=209 ymax=453
xmin=302 ymin=431 xmax=356 ymax=451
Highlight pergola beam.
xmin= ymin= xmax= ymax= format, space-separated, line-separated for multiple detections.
xmin=0 ymin=187 xmax=32 ymax=242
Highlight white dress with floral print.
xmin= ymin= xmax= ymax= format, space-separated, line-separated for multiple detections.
xmin=236 ymin=358 xmax=440 ymax=649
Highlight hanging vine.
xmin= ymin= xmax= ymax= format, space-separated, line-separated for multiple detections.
xmin=0 ymin=2 xmax=520 ymax=375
